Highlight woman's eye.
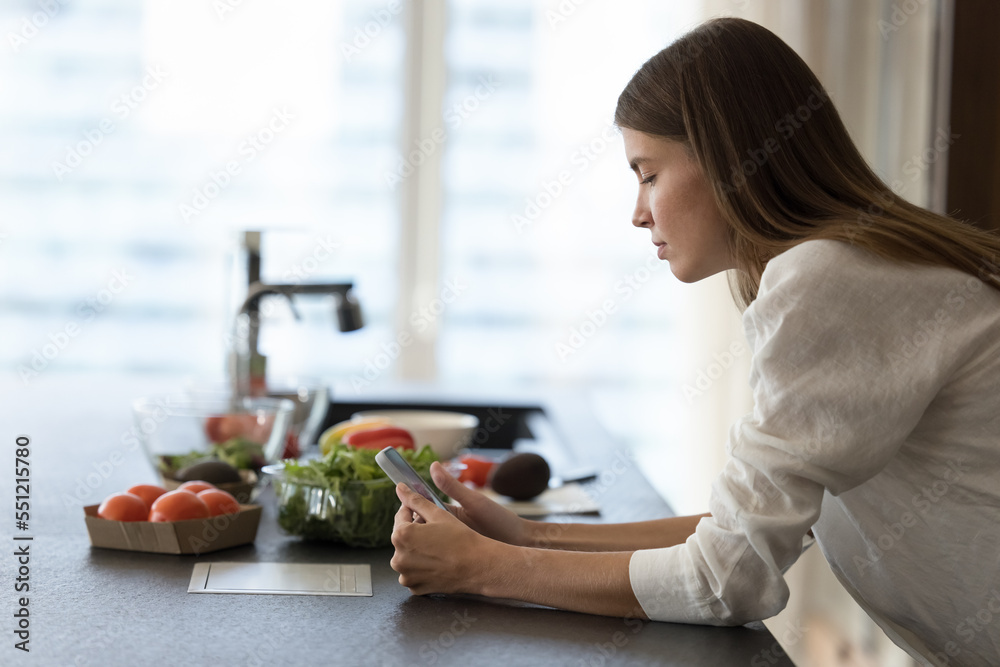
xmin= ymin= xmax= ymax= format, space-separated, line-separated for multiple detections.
xmin=640 ymin=174 xmax=655 ymax=185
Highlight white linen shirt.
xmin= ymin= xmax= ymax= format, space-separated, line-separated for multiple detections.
xmin=628 ymin=239 xmax=1000 ymax=666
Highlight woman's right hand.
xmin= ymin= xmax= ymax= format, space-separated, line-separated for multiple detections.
xmin=430 ymin=460 xmax=530 ymax=547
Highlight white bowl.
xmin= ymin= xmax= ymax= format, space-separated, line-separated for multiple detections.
xmin=350 ymin=409 xmax=479 ymax=460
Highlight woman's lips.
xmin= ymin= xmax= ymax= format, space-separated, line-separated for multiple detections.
xmin=654 ymin=241 xmax=668 ymax=259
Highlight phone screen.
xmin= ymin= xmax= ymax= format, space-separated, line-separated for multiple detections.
xmin=375 ymin=447 xmax=449 ymax=511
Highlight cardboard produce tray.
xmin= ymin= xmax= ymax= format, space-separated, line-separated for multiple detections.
xmin=83 ymin=504 xmax=262 ymax=555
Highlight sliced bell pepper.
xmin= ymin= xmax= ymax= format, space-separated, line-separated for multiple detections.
xmin=342 ymin=426 xmax=415 ymax=451
xmin=318 ymin=417 xmax=390 ymax=455
xmin=456 ymin=454 xmax=496 ymax=487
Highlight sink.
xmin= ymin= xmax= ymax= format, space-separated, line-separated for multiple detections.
xmin=322 ymin=399 xmax=540 ymax=449
xmin=320 ymin=398 xmax=591 ymax=479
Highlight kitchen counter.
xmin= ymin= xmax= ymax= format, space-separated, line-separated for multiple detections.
xmin=2 ymin=375 xmax=794 ymax=666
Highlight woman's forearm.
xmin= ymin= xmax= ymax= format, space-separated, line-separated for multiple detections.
xmin=521 ymin=513 xmax=710 ymax=552
xmin=476 ymin=540 xmax=648 ymax=619
xmin=471 ymin=515 xmax=711 ymax=618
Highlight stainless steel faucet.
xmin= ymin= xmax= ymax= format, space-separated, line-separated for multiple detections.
xmin=228 ymin=231 xmax=363 ymax=394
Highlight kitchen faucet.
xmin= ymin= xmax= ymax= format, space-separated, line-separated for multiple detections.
xmin=228 ymin=231 xmax=363 ymax=394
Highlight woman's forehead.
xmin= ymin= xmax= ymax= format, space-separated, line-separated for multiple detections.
xmin=623 ymin=129 xmax=690 ymax=163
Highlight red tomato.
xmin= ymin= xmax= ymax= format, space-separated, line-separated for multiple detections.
xmin=197 ymin=489 xmax=241 ymax=516
xmin=204 ymin=415 xmax=235 ymax=443
xmin=342 ymin=426 xmax=415 ymax=451
xmin=126 ymin=484 xmax=167 ymax=510
xmin=457 ymin=455 xmax=497 ymax=488
xmin=178 ymin=480 xmax=216 ymax=495
xmin=98 ymin=492 xmax=149 ymax=522
xmin=204 ymin=414 xmax=265 ymax=444
xmin=149 ymin=490 xmax=210 ymax=522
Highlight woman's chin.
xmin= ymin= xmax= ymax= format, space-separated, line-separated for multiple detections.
xmin=669 ymin=263 xmax=697 ymax=283
xmin=670 ymin=262 xmax=718 ymax=284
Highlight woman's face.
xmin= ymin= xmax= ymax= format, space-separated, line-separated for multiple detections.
xmin=622 ymin=128 xmax=733 ymax=282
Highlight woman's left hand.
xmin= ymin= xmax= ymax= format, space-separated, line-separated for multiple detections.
xmin=389 ymin=483 xmax=491 ymax=596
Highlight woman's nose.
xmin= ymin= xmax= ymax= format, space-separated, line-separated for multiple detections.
xmin=632 ymin=196 xmax=651 ymax=228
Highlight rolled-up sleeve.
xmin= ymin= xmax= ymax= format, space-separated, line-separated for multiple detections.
xmin=629 ymin=241 xmax=955 ymax=624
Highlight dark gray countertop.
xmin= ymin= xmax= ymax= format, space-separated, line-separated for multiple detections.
xmin=2 ymin=375 xmax=794 ymax=666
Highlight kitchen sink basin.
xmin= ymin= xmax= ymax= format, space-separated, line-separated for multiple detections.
xmin=319 ymin=397 xmax=593 ymax=480
xmin=322 ymin=399 xmax=541 ymax=450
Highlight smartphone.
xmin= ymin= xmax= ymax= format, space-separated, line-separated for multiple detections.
xmin=375 ymin=446 xmax=449 ymax=511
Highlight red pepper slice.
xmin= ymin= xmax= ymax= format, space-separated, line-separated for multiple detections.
xmin=342 ymin=426 xmax=415 ymax=450
xmin=457 ymin=455 xmax=496 ymax=487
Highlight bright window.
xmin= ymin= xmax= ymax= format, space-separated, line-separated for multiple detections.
xmin=1 ymin=0 xmax=405 ymax=382
xmin=4 ymin=0 xmax=705 ymax=510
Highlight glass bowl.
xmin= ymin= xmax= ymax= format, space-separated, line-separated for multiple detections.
xmin=262 ymin=376 xmax=329 ymax=453
xmin=132 ymin=394 xmax=296 ymax=482
xmin=184 ymin=376 xmax=329 ymax=459
xmin=266 ymin=470 xmax=400 ymax=547
xmin=262 ymin=460 xmax=461 ymax=548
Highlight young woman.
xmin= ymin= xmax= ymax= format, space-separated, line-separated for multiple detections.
xmin=389 ymin=17 xmax=1000 ymax=666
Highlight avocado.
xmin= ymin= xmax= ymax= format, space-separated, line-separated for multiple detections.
xmin=489 ymin=453 xmax=550 ymax=500
xmin=175 ymin=459 xmax=242 ymax=485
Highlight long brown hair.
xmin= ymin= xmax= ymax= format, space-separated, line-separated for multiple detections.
xmin=615 ymin=17 xmax=1000 ymax=309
